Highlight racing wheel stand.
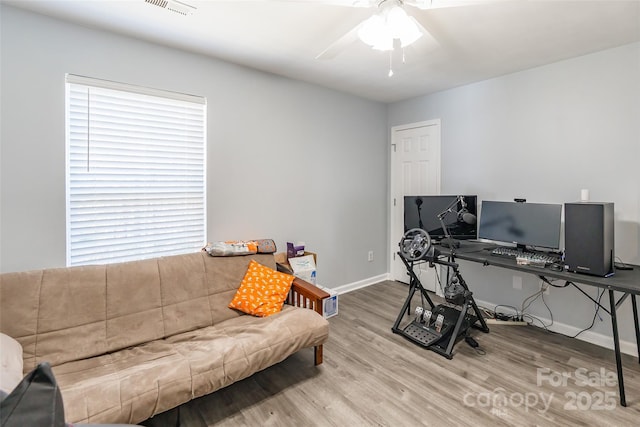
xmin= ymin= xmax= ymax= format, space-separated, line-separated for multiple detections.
xmin=392 ymin=229 xmax=489 ymax=359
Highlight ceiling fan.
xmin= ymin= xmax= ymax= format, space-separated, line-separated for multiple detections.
xmin=146 ymin=0 xmax=494 ymax=74
xmin=323 ymin=1 xmax=489 ymax=55
xmin=316 ymin=0 xmax=429 ymax=61
xmin=308 ymin=0 xmax=491 ymax=76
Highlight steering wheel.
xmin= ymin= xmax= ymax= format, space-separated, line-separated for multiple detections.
xmin=399 ymin=228 xmax=432 ymax=262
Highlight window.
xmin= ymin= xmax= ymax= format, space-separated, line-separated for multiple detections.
xmin=66 ymin=75 xmax=206 ymax=266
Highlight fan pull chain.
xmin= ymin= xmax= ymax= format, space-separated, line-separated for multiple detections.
xmin=388 ymin=51 xmax=394 ymax=77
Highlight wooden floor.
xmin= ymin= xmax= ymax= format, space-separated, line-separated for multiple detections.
xmin=142 ymin=281 xmax=640 ymax=426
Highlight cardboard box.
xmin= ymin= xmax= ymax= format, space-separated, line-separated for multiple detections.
xmin=286 ymin=242 xmax=306 ymax=258
xmin=288 ymin=254 xmax=317 ymax=285
xmin=275 ymin=251 xmax=317 ymax=275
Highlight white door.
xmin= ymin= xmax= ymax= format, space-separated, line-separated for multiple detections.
xmin=390 ymin=120 xmax=441 ymax=292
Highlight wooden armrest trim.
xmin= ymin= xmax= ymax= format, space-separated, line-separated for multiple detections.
xmin=288 ymin=277 xmax=330 ymax=316
xmin=287 ymin=278 xmax=329 ymax=365
xmin=292 ymin=277 xmax=330 ymax=299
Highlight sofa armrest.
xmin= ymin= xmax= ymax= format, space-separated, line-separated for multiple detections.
xmin=286 ymin=278 xmax=330 ymax=365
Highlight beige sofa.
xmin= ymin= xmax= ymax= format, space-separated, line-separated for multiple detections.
xmin=0 ymin=252 xmax=329 ymax=425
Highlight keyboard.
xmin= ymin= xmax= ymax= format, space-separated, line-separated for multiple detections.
xmin=490 ymin=247 xmax=560 ymax=266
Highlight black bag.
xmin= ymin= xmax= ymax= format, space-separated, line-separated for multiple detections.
xmin=0 ymin=361 xmax=66 ymax=427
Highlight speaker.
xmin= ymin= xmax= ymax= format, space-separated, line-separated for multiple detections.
xmin=564 ymin=202 xmax=614 ymax=277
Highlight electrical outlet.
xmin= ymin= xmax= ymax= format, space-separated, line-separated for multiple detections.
xmin=368 ymin=251 xmax=374 ymax=262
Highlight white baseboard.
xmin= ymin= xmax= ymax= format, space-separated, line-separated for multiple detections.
xmin=332 ymin=273 xmax=390 ymax=295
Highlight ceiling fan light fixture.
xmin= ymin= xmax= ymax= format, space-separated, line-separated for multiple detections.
xmin=358 ymin=15 xmax=391 ymax=50
xmin=398 ymin=18 xmax=423 ymax=48
xmin=357 ymin=3 xmax=423 ymax=52
xmin=386 ymin=4 xmax=410 ymax=37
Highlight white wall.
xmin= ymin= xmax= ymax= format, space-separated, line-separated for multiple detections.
xmin=388 ymin=42 xmax=640 ymax=353
xmin=0 ymin=5 xmax=389 ymax=288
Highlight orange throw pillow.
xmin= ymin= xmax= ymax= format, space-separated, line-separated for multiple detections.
xmin=229 ymin=259 xmax=295 ymax=317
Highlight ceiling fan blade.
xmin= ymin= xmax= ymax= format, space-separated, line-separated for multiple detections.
xmin=300 ymin=0 xmax=372 ymax=6
xmin=407 ymin=15 xmax=437 ymax=46
xmin=315 ymin=23 xmax=362 ymax=60
xmin=406 ymin=0 xmax=505 ymax=10
xmin=410 ymin=10 xmax=464 ymax=55
xmin=204 ymin=0 xmax=374 ymax=7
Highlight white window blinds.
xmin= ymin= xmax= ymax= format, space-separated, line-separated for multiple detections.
xmin=66 ymin=75 xmax=206 ymax=266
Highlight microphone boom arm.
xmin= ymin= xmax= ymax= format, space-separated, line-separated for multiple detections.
xmin=436 ymin=195 xmax=465 ymax=249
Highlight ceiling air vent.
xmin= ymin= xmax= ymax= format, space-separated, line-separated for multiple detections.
xmin=144 ymin=0 xmax=196 ymax=16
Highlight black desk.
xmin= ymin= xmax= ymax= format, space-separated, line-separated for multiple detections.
xmin=439 ymin=241 xmax=640 ymax=407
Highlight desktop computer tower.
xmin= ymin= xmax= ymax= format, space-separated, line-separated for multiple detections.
xmin=564 ymin=202 xmax=614 ymax=277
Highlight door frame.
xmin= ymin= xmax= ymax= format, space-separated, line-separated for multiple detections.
xmin=388 ymin=119 xmax=442 ymax=283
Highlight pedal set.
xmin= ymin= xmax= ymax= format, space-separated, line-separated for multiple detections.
xmin=403 ymin=320 xmax=443 ymax=347
xmin=404 ymin=307 xmax=450 ymax=347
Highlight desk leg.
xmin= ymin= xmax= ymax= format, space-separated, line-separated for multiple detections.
xmin=609 ymin=289 xmax=626 ymax=407
xmin=632 ymin=295 xmax=640 ymax=364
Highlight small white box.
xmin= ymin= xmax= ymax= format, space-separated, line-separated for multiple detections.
xmin=319 ymin=286 xmax=338 ymax=319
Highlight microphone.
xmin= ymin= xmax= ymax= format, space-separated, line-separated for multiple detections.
xmin=460 ymin=212 xmax=477 ymax=225
xmin=415 ymin=197 xmax=423 ymax=207
xmin=456 ymin=196 xmax=477 ymax=224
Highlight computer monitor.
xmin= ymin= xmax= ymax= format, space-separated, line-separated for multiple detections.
xmin=478 ymin=200 xmax=562 ymax=250
xmin=404 ymin=195 xmax=478 ymax=241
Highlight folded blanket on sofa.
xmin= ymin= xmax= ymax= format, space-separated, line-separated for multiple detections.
xmin=204 ymin=239 xmax=276 ymax=256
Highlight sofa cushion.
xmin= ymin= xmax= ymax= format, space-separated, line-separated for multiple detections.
xmin=0 ymin=270 xmax=46 ymax=371
xmin=166 ymin=305 xmax=329 ymax=399
xmin=157 ymin=253 xmax=212 ymax=337
xmin=53 ymin=341 xmax=192 ymax=425
xmin=53 ymin=305 xmax=328 ymax=425
xmin=228 ymin=260 xmax=294 ymax=317
xmin=26 ymin=266 xmax=110 ymax=371
xmin=105 ymin=259 xmax=164 ymax=352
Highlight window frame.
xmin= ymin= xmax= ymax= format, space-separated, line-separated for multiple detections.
xmin=65 ymin=74 xmax=207 ymax=266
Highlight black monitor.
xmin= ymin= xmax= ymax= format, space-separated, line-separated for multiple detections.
xmin=478 ymin=200 xmax=562 ymax=250
xmin=404 ymin=195 xmax=478 ymax=241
